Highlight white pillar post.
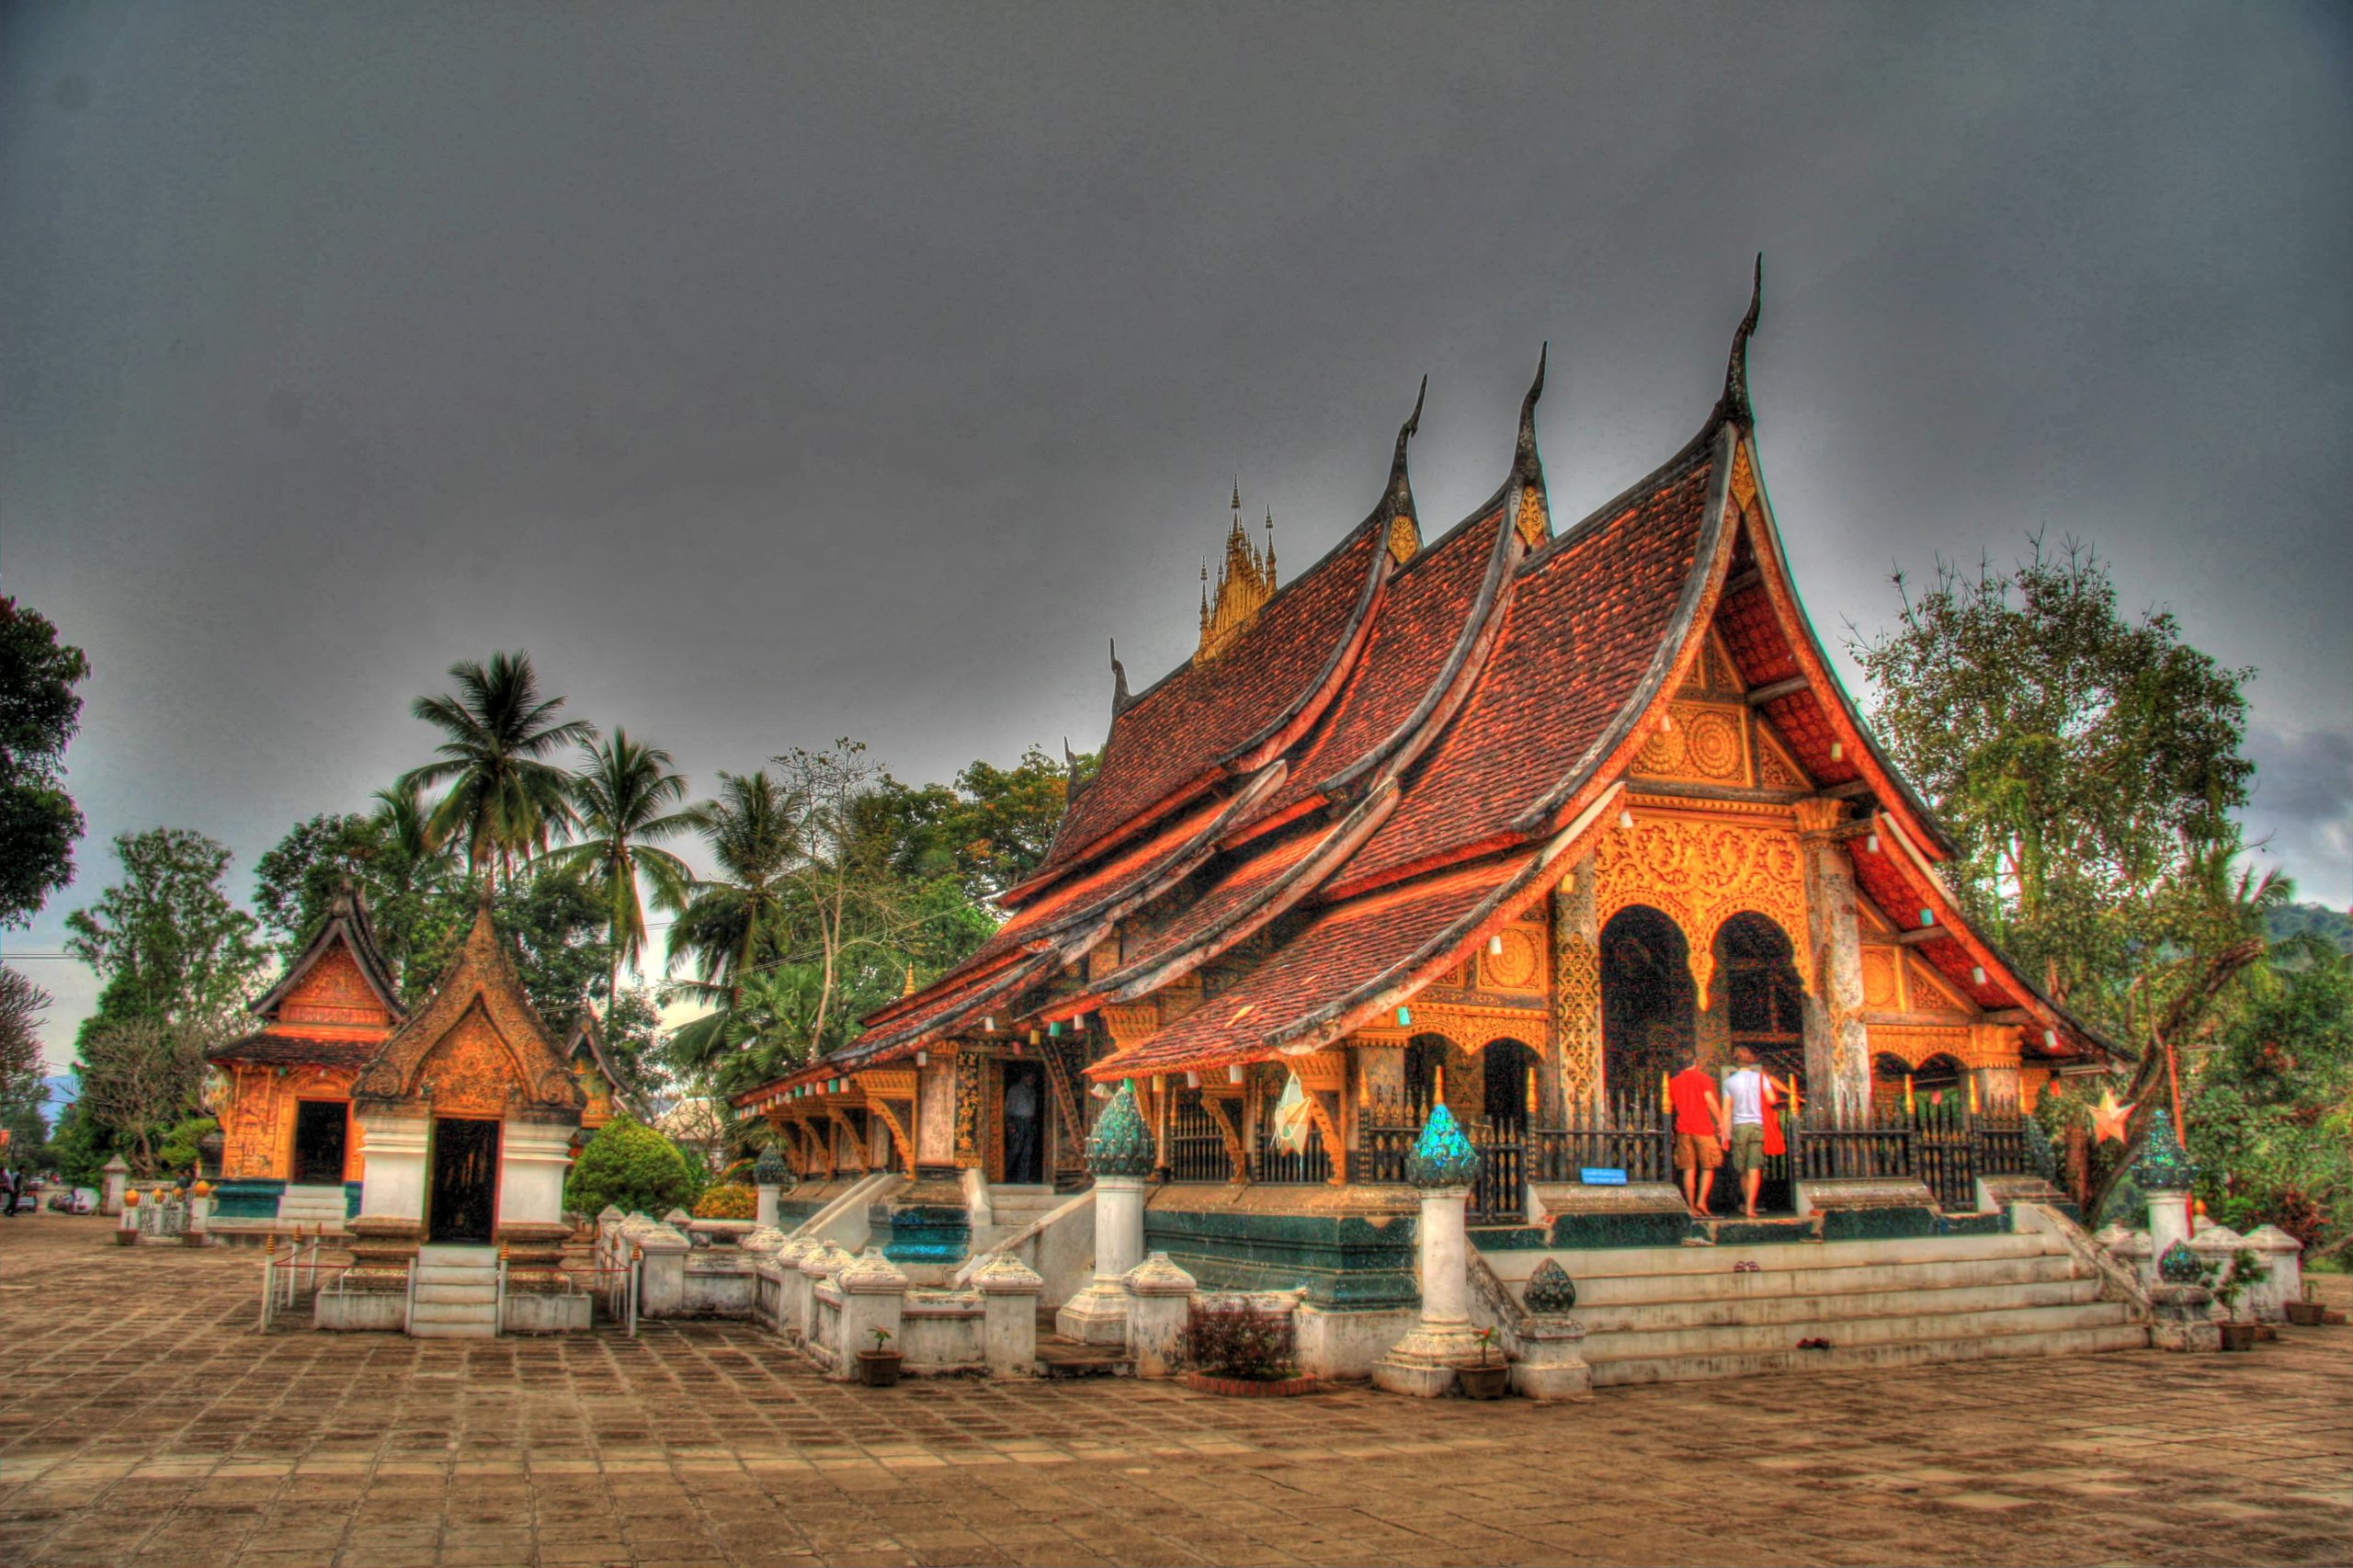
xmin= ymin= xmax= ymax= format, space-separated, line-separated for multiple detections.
xmin=1057 ymin=1080 xmax=1156 ymax=1346
xmin=1120 ymin=1253 xmax=1197 ymax=1379
xmin=972 ymin=1254 xmax=1045 ymax=1378
xmin=1374 ymin=1104 xmax=1488 ymax=1398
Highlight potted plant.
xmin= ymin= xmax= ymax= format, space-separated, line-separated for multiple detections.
xmin=857 ymin=1325 xmax=903 ymax=1387
xmin=1176 ymin=1301 xmax=1317 ymax=1396
xmin=2211 ymin=1248 xmax=2266 ymax=1351
xmin=2285 ymin=1282 xmax=2327 ymax=1328
xmin=1457 ymin=1327 xmax=1510 ymax=1400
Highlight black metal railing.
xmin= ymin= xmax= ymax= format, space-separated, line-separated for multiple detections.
xmin=1529 ymin=1092 xmax=1674 ymax=1186
xmin=1911 ymin=1100 xmax=1976 ymax=1212
xmin=1793 ymin=1113 xmax=1915 ymax=1183
xmin=1466 ymin=1119 xmax=1525 ymax=1224
xmin=1166 ymin=1091 xmax=1230 ymax=1182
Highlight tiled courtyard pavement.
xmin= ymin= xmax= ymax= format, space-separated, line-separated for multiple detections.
xmin=3 ymin=1217 xmax=2349 ymax=1568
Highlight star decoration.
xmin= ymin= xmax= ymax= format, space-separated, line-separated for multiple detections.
xmin=2090 ymin=1087 xmax=2137 ymax=1143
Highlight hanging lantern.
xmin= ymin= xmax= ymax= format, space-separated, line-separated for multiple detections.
xmin=1049 ymin=1021 xmax=1062 ymax=1039
xmin=1396 ymin=1006 xmax=1411 ymax=1028
xmin=1919 ymin=908 xmax=1935 ymax=926
xmin=1186 ymin=1071 xmax=1200 ymax=1089
xmin=1488 ymin=933 xmax=1504 ymax=955
xmin=1660 ymin=711 xmax=1674 ymax=733
xmin=915 ymin=1049 xmax=928 ymax=1067
xmin=1227 ymin=1063 xmax=1244 ymax=1085
xmin=1865 ymin=832 xmax=1880 ymax=853
xmin=1620 ymin=810 xmax=1634 ymax=830
xmin=1971 ymin=965 xmax=1987 ymax=986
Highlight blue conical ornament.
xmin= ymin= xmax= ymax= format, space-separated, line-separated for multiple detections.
xmin=1404 ymin=1102 xmax=1482 ymax=1189
xmin=2137 ymin=1108 xmax=2194 ymax=1192
xmin=1086 ymin=1079 xmax=1157 ymax=1178
xmin=752 ymin=1146 xmax=788 ymax=1187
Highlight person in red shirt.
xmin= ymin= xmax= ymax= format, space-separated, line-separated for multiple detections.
xmin=1667 ymin=1050 xmax=1729 ymax=1218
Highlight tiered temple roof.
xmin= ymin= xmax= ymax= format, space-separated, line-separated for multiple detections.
xmin=745 ymin=263 xmax=2108 ymax=1106
xmin=210 ymin=882 xmax=405 ymax=1070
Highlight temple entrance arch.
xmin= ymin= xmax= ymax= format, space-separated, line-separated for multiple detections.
xmin=291 ymin=1100 xmax=349 ymax=1186
xmin=1600 ymin=905 xmax=1694 ymax=1107
xmin=1717 ymin=913 xmax=1807 ymax=1095
xmin=426 ymin=1117 xmax=499 ymax=1244
xmin=1481 ymin=1038 xmax=1538 ymax=1135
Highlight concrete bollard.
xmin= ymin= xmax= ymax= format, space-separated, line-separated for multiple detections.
xmin=972 ymin=1254 xmax=1045 ymax=1378
xmin=835 ymin=1250 xmax=910 ymax=1381
xmin=1120 ymin=1252 xmax=1197 ymax=1378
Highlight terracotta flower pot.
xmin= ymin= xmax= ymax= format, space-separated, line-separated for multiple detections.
xmin=2284 ymin=1301 xmax=2326 ymax=1327
xmin=2218 ymin=1321 xmax=2258 ymax=1352
xmin=856 ymin=1350 xmax=904 ymax=1388
xmin=1456 ymin=1362 xmax=1510 ymax=1400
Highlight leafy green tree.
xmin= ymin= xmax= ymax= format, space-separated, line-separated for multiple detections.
xmin=562 ymin=1113 xmax=694 ymax=1217
xmin=73 ymin=1016 xmax=217 ymax=1174
xmin=1854 ymin=539 xmax=2255 ymax=1017
xmin=2185 ymin=953 xmax=2353 ymax=1258
xmin=668 ymin=768 xmax=802 ymax=1014
xmin=539 ymin=730 xmax=696 ymax=1019
xmin=401 ymin=651 xmax=591 ymax=891
xmin=0 ymin=970 xmax=51 ymax=1163
xmin=0 ymin=597 xmax=90 ymax=926
xmin=599 ymin=985 xmax=671 ymax=1107
xmin=66 ymin=829 xmax=267 ymax=1034
xmin=156 ymin=1114 xmax=219 ymax=1176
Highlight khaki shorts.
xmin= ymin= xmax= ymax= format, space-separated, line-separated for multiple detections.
xmin=1728 ymin=1123 xmax=1767 ymax=1173
xmin=1674 ymin=1131 xmax=1724 ymax=1173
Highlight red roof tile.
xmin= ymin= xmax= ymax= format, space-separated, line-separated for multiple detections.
xmin=1339 ymin=447 xmax=1719 ymax=888
xmin=1023 ymin=521 xmax=1385 ymax=886
xmin=1086 ymin=858 xmax=1528 ymax=1080
xmin=208 ymin=1033 xmax=379 ymax=1071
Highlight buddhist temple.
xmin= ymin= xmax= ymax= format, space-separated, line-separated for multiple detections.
xmin=731 ymin=267 xmax=2140 ymax=1386
xmin=208 ymin=882 xmax=404 ymax=1237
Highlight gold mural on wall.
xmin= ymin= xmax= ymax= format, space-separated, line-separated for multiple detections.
xmin=1593 ymin=811 xmax=1813 ymax=1000
xmin=1632 ymin=701 xmax=1749 ymax=785
xmin=1478 ymin=926 xmax=1543 ymax=991
xmin=414 ymin=1005 xmax=525 ymax=1118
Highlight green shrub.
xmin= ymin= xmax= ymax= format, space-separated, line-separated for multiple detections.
xmin=693 ymin=1183 xmax=756 ymax=1220
xmin=563 ymin=1115 xmax=693 ymax=1218
xmin=156 ymin=1116 xmax=218 ymax=1175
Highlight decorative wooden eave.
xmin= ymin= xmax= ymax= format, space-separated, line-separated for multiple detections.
xmin=247 ymin=881 xmax=406 ymax=1028
xmin=349 ymin=902 xmax=582 ymax=1117
xmin=1849 ymin=810 xmax=2120 ymax=1064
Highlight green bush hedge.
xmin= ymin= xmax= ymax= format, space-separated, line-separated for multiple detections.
xmin=563 ymin=1115 xmax=694 ymax=1218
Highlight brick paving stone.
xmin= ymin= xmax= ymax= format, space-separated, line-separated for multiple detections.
xmin=6 ymin=1213 xmax=2353 ymax=1565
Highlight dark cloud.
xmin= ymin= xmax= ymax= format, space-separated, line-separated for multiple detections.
xmin=2245 ymin=726 xmax=2353 ymax=907
xmin=4 ymin=4 xmax=2348 ymax=1064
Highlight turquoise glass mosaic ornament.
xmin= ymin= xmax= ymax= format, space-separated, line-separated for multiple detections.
xmin=752 ymin=1147 xmax=788 ymax=1187
xmin=2156 ymin=1239 xmax=2204 ymax=1284
xmin=1086 ymin=1079 xmax=1157 ymax=1178
xmin=1405 ymin=1102 xmax=1482 ymax=1189
xmin=2137 ymin=1108 xmax=2194 ymax=1191
xmin=1524 ymin=1258 xmax=1577 ymax=1314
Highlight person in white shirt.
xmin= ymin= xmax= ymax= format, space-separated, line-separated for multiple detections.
xmin=1720 ymin=1047 xmax=1770 ymax=1219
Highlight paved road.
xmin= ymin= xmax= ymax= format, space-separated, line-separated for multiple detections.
xmin=2 ymin=1214 xmax=2348 ymax=1566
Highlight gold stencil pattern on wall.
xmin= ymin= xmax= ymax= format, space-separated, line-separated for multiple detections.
xmin=1593 ymin=814 xmax=1812 ymax=999
xmin=1632 ymin=702 xmax=1749 ymax=785
xmin=1480 ymin=926 xmax=1542 ymax=990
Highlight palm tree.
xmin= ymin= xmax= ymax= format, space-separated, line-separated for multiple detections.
xmin=538 ymin=729 xmax=698 ymax=1017
xmin=667 ymin=768 xmax=802 ymax=1032
xmin=400 ymin=651 xmax=592 ymax=895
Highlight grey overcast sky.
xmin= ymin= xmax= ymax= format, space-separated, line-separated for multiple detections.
xmin=5 ymin=3 xmax=2348 ymax=1072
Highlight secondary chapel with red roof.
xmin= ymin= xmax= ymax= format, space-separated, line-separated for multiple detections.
xmin=733 ymin=267 xmax=2108 ymax=1300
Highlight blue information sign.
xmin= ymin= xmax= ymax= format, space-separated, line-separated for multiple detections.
xmin=1579 ymin=1167 xmax=1628 ymax=1186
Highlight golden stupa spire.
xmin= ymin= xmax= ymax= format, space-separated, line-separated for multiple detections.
xmin=1198 ymin=478 xmax=1278 ymax=661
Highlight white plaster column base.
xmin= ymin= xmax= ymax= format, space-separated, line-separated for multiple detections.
xmin=756 ymin=1184 xmax=779 ymax=1231
xmin=1120 ymin=1253 xmax=1196 ymax=1379
xmin=972 ymin=1254 xmax=1044 ymax=1378
xmin=1055 ymin=1279 xmax=1133 ymax=1346
xmin=1371 ymin=1322 xmax=1487 ymax=1398
xmin=495 ymin=1120 xmax=575 ymax=1230
xmin=354 ymin=1113 xmax=430 ymax=1224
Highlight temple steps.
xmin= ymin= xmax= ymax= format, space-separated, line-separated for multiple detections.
xmin=1587 ymin=1320 xmax=2147 ymax=1387
xmin=1486 ymin=1230 xmax=2146 ymax=1387
xmin=408 ymin=1244 xmax=499 ymax=1338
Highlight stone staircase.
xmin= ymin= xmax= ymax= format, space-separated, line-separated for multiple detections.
xmin=1484 ymin=1231 xmax=2145 ymax=1387
xmin=408 ymin=1244 xmax=499 ymax=1338
xmin=277 ymin=1184 xmax=353 ymax=1232
xmin=972 ymin=1185 xmax=1060 ymax=1255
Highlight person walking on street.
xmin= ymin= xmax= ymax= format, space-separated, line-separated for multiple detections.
xmin=1668 ymin=1051 xmax=1728 ymax=1218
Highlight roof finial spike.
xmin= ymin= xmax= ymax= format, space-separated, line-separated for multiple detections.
xmin=1514 ymin=342 xmax=1548 ymax=483
xmin=1713 ymin=253 xmax=1764 ymax=431
xmin=1232 ymin=474 xmax=1242 ymax=518
xmin=1109 ymin=639 xmax=1133 ymax=716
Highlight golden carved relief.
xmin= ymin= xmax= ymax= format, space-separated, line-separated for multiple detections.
xmin=280 ymin=947 xmax=391 ymax=1028
xmin=1904 ymin=955 xmax=1972 ymax=1016
xmin=1632 ymin=702 xmax=1749 ymax=786
xmin=1593 ymin=812 xmax=1813 ymax=999
xmin=1753 ymin=727 xmax=1807 ymax=791
xmin=414 ymin=1005 xmax=525 ymax=1118
xmin=1859 ymin=948 xmax=1899 ymax=1010
xmin=1552 ymin=880 xmax=1603 ymax=1105
xmin=1729 ymin=443 xmax=1757 ymax=513
xmin=1479 ymin=926 xmax=1542 ymax=990
xmin=1386 ymin=514 xmax=1419 ymax=564
xmin=1514 ymin=485 xmax=1547 ymax=548
xmin=1864 ymin=1024 xmax=1971 ymax=1071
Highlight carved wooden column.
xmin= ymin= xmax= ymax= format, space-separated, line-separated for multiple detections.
xmin=1796 ymin=799 xmax=1871 ymax=1118
xmin=1549 ymin=855 xmax=1602 ymax=1112
xmin=1694 ymin=950 xmax=1732 ymax=1070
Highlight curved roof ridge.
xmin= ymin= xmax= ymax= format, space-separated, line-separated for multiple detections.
xmin=249 ymin=879 xmax=406 ymax=1025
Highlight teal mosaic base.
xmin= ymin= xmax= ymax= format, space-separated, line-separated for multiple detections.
xmin=1709 ymin=1218 xmax=1813 ymax=1247
xmin=1820 ymin=1205 xmax=1938 ymax=1242
xmin=1467 ymin=1224 xmax=1551 ymax=1251
xmin=212 ymin=1179 xmax=285 ymax=1221
xmin=345 ymin=1182 xmax=363 ymax=1220
xmin=1937 ymin=1211 xmax=2007 ymax=1236
xmin=1544 ymin=1210 xmax=1696 ymax=1250
xmin=1143 ymin=1208 xmax=1417 ymax=1310
xmin=881 ymin=1202 xmax=971 ymax=1267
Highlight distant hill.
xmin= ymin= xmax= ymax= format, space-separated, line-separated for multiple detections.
xmin=2268 ymin=902 xmax=2353 ymax=955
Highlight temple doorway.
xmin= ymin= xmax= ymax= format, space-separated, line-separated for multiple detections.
xmin=1000 ymin=1062 xmax=1046 ymax=1185
xmin=1482 ymin=1039 xmax=1537 ymax=1135
xmin=291 ymin=1099 xmax=349 ymax=1186
xmin=1601 ymin=905 xmax=1695 ymax=1107
xmin=426 ymin=1117 xmax=499 ymax=1244
xmin=1718 ymin=913 xmax=1804 ymax=1215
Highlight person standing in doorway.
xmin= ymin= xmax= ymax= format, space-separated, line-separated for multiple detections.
xmin=1003 ymin=1070 xmax=1040 ymax=1185
xmin=1668 ymin=1050 xmax=1727 ymax=1219
xmin=1722 ymin=1046 xmax=1771 ymax=1219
